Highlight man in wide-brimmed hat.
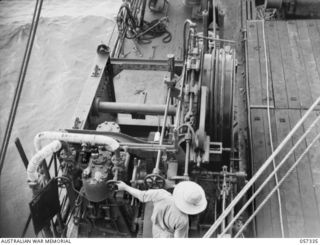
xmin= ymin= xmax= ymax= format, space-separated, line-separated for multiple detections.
xmin=116 ymin=181 xmax=207 ymax=238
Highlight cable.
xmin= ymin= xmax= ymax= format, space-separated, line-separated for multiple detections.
xmin=0 ymin=0 xmax=44 ymax=175
xmin=262 ymin=20 xmax=285 ymax=237
xmin=55 ymin=176 xmax=85 ymax=198
xmin=235 ymin=129 xmax=320 ymax=237
xmin=117 ymin=3 xmax=138 ymax=40
xmin=116 ymin=2 xmax=171 ymax=44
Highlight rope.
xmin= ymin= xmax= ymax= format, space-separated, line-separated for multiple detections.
xmin=203 ymin=96 xmax=320 ymax=237
xmin=217 ymin=112 xmax=320 ymax=237
xmin=0 ymin=0 xmax=44 ymax=175
xmin=262 ymin=20 xmax=285 ymax=237
xmin=235 ymin=128 xmax=320 ymax=237
xmin=116 ymin=2 xmax=171 ymax=44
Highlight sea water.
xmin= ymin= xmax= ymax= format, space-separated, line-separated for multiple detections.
xmin=0 ymin=0 xmax=120 ymax=237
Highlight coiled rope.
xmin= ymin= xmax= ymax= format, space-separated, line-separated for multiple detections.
xmin=116 ymin=1 xmax=171 ymax=44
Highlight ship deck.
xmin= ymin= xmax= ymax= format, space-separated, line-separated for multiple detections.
xmin=247 ymin=19 xmax=320 ymax=237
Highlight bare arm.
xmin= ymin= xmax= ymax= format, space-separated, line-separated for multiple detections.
xmin=116 ymin=181 xmax=170 ymax=203
xmin=116 ymin=181 xmax=145 ymax=202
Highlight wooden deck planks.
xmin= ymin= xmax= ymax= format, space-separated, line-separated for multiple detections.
xmin=250 ymin=109 xmax=273 ymax=237
xmin=256 ymin=21 xmax=274 ymax=107
xmin=276 ymin=21 xmax=301 ymax=109
xmin=286 ymin=21 xmax=313 ymax=109
xmin=288 ymin=110 xmax=320 ymax=236
xmin=296 ymin=21 xmax=320 ymax=109
xmin=307 ymin=20 xmax=320 ymax=110
xmin=247 ymin=20 xmax=320 ymax=237
xmin=300 ymin=111 xmax=320 ymax=236
xmin=261 ymin=109 xmax=282 ymax=237
xmin=247 ymin=22 xmax=264 ymax=106
xmin=265 ymin=21 xmax=286 ymax=108
xmin=274 ymin=109 xmax=304 ymax=237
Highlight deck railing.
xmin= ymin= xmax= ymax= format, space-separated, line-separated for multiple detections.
xmin=203 ymin=96 xmax=320 ymax=238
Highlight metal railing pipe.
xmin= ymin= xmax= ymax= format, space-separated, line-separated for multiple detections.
xmin=235 ymin=129 xmax=320 ymax=237
xmin=203 ymin=96 xmax=320 ymax=237
xmin=219 ymin=113 xmax=320 ymax=236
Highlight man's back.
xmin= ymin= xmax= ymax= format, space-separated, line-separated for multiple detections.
xmin=147 ymin=189 xmax=189 ymax=238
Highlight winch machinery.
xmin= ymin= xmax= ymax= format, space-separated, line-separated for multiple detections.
xmin=25 ymin=0 xmax=246 ymax=238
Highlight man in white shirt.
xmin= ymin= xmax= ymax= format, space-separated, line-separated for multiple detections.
xmin=116 ymin=181 xmax=207 ymax=238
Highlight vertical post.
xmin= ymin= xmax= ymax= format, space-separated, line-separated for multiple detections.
xmin=140 ymin=0 xmax=147 ymax=28
xmin=53 ymin=153 xmax=58 ymax=177
xmin=202 ymin=10 xmax=209 ymax=53
xmin=153 ymin=55 xmax=175 ymax=173
xmin=183 ymin=137 xmax=190 ymax=177
xmin=14 ymin=138 xmax=29 ymax=169
xmin=201 ymin=0 xmax=208 ymax=11
xmin=168 ymin=53 xmax=175 ymax=80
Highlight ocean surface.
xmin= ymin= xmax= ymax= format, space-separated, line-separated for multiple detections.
xmin=0 ymin=0 xmax=121 ymax=237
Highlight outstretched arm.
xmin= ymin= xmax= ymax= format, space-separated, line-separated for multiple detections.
xmin=116 ymin=181 xmax=170 ymax=203
xmin=116 ymin=181 xmax=145 ymax=202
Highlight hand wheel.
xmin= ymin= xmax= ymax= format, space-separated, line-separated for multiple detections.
xmin=144 ymin=174 xmax=165 ymax=189
xmin=106 ymin=180 xmax=119 ymax=191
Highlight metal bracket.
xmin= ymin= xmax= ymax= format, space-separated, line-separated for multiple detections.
xmin=91 ymin=65 xmax=102 ymax=77
xmin=209 ymin=142 xmax=223 ymax=154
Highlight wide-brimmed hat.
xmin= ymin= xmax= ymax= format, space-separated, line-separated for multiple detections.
xmin=173 ymin=181 xmax=207 ymax=215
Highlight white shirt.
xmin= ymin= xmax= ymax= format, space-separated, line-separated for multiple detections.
xmin=136 ymin=189 xmax=189 ymax=238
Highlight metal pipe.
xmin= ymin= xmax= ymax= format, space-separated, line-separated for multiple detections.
xmin=218 ymin=112 xmax=320 ymax=237
xmin=182 ymin=20 xmax=196 ymax=61
xmin=154 ymin=87 xmax=172 ymax=172
xmin=174 ymin=66 xmax=186 ymax=130
xmin=183 ymin=140 xmax=190 ymax=177
xmin=96 ymin=101 xmax=176 ymax=116
xmin=265 ymin=0 xmax=283 ymax=9
xmin=202 ymin=10 xmax=209 ymax=53
xmin=27 ymin=140 xmax=62 ymax=182
xmin=34 ymin=131 xmax=120 ymax=152
xmin=203 ymin=96 xmax=320 ymax=237
xmin=139 ymin=0 xmax=147 ymax=28
xmin=196 ymin=34 xmax=236 ymax=44
xmin=15 ymin=138 xmax=29 ymax=169
xmin=213 ymin=0 xmax=216 ymax=49
xmin=221 ymin=187 xmax=226 ymax=231
xmin=235 ymin=129 xmax=320 ymax=237
xmin=242 ymin=15 xmax=257 ymax=237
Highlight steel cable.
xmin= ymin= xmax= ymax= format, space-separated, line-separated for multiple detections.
xmin=262 ymin=20 xmax=285 ymax=237
xmin=235 ymin=128 xmax=320 ymax=237
xmin=0 ymin=0 xmax=44 ymax=175
xmin=217 ymin=112 xmax=320 ymax=237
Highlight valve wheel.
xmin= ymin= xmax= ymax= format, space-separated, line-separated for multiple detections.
xmin=144 ymin=174 xmax=165 ymax=189
xmin=106 ymin=180 xmax=119 ymax=191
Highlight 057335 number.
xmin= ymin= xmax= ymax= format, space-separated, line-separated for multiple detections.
xmin=300 ymin=239 xmax=319 ymax=244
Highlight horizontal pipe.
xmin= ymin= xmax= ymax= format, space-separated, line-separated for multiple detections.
xmin=265 ymin=0 xmax=283 ymax=9
xmin=120 ymin=143 xmax=176 ymax=151
xmin=96 ymin=101 xmax=176 ymax=116
xmin=34 ymin=131 xmax=120 ymax=152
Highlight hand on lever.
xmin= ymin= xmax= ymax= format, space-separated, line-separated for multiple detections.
xmin=115 ymin=181 xmax=128 ymax=191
